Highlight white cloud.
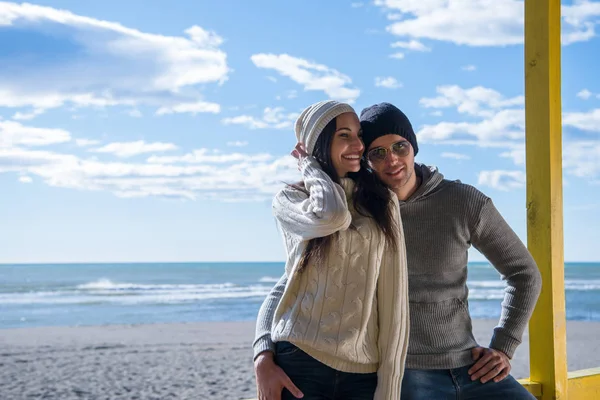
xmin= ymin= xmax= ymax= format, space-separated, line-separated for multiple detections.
xmin=12 ymin=108 xmax=45 ymax=121
xmin=90 ymin=141 xmax=178 ymax=158
xmin=462 ymin=65 xmax=477 ymax=72
xmin=0 ymin=120 xmax=71 ymax=147
xmin=75 ymin=138 xmax=101 ymax=147
xmin=374 ymin=0 xmax=600 ymax=47
xmin=500 ymin=145 xmax=526 ymax=166
xmin=147 ymin=149 xmax=272 ymax=164
xmin=0 ymin=146 xmax=301 ymax=201
xmin=0 ymin=147 xmax=78 ymax=174
xmin=417 ymin=110 xmax=524 ymax=144
xmin=250 ymin=53 xmax=360 ymax=103
xmin=387 ymin=13 xmax=404 ymax=21
xmin=19 ymin=175 xmax=32 ymax=183
xmin=420 ymin=85 xmax=600 ymax=143
xmin=417 ymin=85 xmax=526 ymax=144
xmin=563 ymin=141 xmax=600 ymax=178
xmin=478 ymin=170 xmax=526 ymax=191
xmin=441 ymin=152 xmax=471 ymax=160
xmin=222 ymin=107 xmax=299 ymax=130
xmin=562 ymin=0 xmax=600 ymax=44
xmin=500 ymin=141 xmax=600 ymax=180
xmin=276 ymin=90 xmax=298 ymax=101
xmin=430 ymin=110 xmax=443 ymax=117
xmin=227 ymin=141 xmax=248 ymax=147
xmin=351 ymin=2 xmax=365 ymax=8
xmin=563 ymin=108 xmax=600 ymax=132
xmin=156 ymin=101 xmax=221 ymax=116
xmin=0 ymin=2 xmax=228 ymax=115
xmin=128 ymin=109 xmax=143 ymax=118
xmin=420 ymin=85 xmax=524 ymax=117
xmin=389 ymin=52 xmax=405 ymax=59
xmin=375 ymin=76 xmax=403 ymax=89
xmin=391 ymin=39 xmax=431 ymax=51
xmin=418 ymin=84 xmax=600 ymax=184
xmin=577 ymin=89 xmax=593 ymax=100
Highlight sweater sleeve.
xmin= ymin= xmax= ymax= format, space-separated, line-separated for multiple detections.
xmin=471 ymin=198 xmax=542 ymax=359
xmin=374 ymin=199 xmax=410 ymax=400
xmin=252 ymin=273 xmax=288 ymax=361
xmin=272 ymin=156 xmax=351 ymax=241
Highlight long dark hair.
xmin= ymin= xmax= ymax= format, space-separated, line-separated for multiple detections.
xmin=351 ymin=163 xmax=399 ymax=253
xmin=294 ymin=118 xmax=339 ymax=274
xmin=293 ymin=117 xmax=399 ymax=274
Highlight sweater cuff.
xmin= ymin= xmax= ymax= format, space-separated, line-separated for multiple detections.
xmin=489 ymin=328 xmax=521 ymax=359
xmin=374 ymin=371 xmax=402 ymax=400
xmin=253 ymin=335 xmax=276 ymax=361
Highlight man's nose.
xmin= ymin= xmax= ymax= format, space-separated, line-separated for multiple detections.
xmin=386 ymin=150 xmax=401 ymax=166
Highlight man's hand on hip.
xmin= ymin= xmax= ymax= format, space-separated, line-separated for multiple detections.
xmin=468 ymin=346 xmax=511 ymax=384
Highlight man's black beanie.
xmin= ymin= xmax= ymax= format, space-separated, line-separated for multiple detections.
xmin=360 ymin=102 xmax=419 ymax=155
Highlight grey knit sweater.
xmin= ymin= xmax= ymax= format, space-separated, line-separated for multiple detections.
xmin=254 ymin=164 xmax=542 ymax=370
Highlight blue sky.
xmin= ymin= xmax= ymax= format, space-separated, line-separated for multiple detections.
xmin=1 ymin=0 xmax=599 ymax=263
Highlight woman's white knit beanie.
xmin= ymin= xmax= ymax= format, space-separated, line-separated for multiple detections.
xmin=295 ymin=100 xmax=355 ymax=155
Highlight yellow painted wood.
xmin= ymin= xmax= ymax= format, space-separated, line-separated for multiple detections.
xmin=524 ymin=0 xmax=568 ymax=399
xmin=518 ymin=379 xmax=542 ymax=398
xmin=517 ymin=372 xmax=600 ymax=400
xmin=567 ymin=368 xmax=600 ymax=399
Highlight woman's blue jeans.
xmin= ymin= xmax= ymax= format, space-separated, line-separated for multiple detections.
xmin=275 ymin=341 xmax=377 ymax=400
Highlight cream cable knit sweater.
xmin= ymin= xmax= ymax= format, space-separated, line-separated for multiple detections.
xmin=269 ymin=156 xmax=409 ymax=400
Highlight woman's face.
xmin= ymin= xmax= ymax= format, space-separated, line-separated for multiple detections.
xmin=330 ymin=112 xmax=364 ymax=178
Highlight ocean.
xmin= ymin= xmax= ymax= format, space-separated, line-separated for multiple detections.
xmin=1 ymin=262 xmax=599 ymax=329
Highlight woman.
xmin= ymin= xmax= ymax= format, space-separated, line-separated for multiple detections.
xmin=254 ymin=100 xmax=409 ymax=400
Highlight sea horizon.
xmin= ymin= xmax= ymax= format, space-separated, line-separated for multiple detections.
xmin=2 ymin=261 xmax=599 ymax=329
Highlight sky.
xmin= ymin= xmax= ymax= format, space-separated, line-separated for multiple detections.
xmin=0 ymin=0 xmax=599 ymax=263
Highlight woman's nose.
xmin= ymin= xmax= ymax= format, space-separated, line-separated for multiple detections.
xmin=351 ymin=137 xmax=364 ymax=152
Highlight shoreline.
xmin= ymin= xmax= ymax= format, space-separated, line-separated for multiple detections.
xmin=1 ymin=320 xmax=599 ymax=399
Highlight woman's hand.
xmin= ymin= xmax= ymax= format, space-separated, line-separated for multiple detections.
xmin=290 ymin=142 xmax=309 ymax=160
xmin=254 ymin=352 xmax=304 ymax=400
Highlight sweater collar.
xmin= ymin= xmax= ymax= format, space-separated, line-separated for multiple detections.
xmin=403 ymin=164 xmax=444 ymax=203
xmin=339 ymin=177 xmax=355 ymax=199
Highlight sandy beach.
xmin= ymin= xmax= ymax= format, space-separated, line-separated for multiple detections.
xmin=1 ymin=320 xmax=599 ymax=400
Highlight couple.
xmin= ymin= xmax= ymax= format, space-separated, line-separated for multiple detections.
xmin=253 ymin=100 xmax=542 ymax=399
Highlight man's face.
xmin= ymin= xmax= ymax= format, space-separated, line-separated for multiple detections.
xmin=366 ymin=134 xmax=415 ymax=190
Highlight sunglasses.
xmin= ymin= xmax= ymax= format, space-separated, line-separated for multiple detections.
xmin=366 ymin=140 xmax=411 ymax=163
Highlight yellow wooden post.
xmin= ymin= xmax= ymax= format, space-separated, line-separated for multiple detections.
xmin=524 ymin=0 xmax=568 ymax=398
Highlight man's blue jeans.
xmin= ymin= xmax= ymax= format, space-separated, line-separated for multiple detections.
xmin=401 ymin=365 xmax=536 ymax=399
xmin=275 ymin=341 xmax=377 ymax=400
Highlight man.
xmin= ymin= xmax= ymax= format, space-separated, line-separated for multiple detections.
xmin=253 ymin=102 xmax=541 ymax=399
